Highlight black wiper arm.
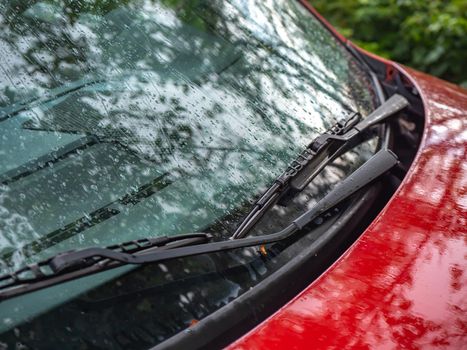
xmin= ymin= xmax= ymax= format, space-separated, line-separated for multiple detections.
xmin=0 ymin=148 xmax=398 ymax=301
xmin=231 ymin=94 xmax=409 ymax=239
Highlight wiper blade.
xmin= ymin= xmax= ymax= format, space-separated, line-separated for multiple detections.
xmin=0 ymin=148 xmax=398 ymax=301
xmin=0 ymin=233 xmax=211 ymax=301
xmin=231 ymin=94 xmax=409 ymax=239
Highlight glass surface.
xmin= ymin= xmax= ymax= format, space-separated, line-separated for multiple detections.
xmin=0 ymin=0 xmax=376 ymax=347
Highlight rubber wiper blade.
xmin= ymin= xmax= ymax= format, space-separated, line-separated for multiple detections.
xmin=0 ymin=233 xmax=211 ymax=301
xmin=0 ymin=149 xmax=397 ymax=301
xmin=231 ymin=94 xmax=408 ymax=239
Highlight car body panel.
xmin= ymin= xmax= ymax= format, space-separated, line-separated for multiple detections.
xmin=227 ymin=24 xmax=467 ymax=350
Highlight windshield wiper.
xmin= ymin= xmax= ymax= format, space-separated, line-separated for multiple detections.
xmin=0 ymin=94 xmax=408 ymax=300
xmin=0 ymin=233 xmax=211 ymax=301
xmin=0 ymin=147 xmax=398 ymax=301
xmin=231 ymin=93 xmax=409 ymax=239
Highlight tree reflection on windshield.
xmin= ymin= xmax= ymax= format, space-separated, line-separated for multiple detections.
xmin=0 ymin=0 xmax=374 ymax=271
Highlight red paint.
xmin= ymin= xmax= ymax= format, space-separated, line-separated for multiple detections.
xmin=228 ymin=65 xmax=467 ymax=350
xmin=228 ymin=26 xmax=467 ymax=350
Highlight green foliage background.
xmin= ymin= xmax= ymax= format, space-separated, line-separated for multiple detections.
xmin=311 ymin=0 xmax=467 ymax=86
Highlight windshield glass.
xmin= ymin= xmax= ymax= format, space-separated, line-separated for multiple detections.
xmin=0 ymin=0 xmax=374 ymax=270
xmin=0 ymin=0 xmax=375 ymax=346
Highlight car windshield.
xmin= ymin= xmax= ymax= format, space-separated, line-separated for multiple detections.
xmin=0 ymin=0 xmax=376 ymax=347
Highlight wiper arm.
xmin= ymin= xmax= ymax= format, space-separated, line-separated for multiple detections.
xmin=231 ymin=94 xmax=409 ymax=239
xmin=0 ymin=148 xmax=398 ymax=301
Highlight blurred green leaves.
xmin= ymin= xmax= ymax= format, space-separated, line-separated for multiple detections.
xmin=311 ymin=0 xmax=467 ymax=86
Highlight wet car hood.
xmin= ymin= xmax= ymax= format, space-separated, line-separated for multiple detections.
xmin=227 ymin=65 xmax=467 ymax=349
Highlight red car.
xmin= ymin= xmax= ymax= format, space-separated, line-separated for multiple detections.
xmin=0 ymin=1 xmax=465 ymax=349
